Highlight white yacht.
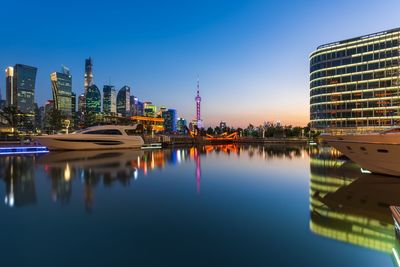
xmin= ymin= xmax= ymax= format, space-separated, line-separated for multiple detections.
xmin=321 ymin=127 xmax=400 ymax=176
xmin=34 ymin=125 xmax=144 ymax=151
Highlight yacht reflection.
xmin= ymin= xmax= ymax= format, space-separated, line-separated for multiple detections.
xmin=309 ymin=146 xmax=400 ymax=262
xmin=0 ymin=155 xmax=37 ymax=207
xmin=0 ymin=145 xmax=308 ymax=211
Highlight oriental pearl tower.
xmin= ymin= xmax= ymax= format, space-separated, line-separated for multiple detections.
xmin=195 ymin=77 xmax=202 ymax=129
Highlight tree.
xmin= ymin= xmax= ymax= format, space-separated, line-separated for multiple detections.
xmin=48 ymin=108 xmax=66 ymax=133
xmin=206 ymin=127 xmax=214 ymax=135
xmin=83 ymin=112 xmax=97 ymax=128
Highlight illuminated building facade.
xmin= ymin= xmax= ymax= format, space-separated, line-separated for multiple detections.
xmin=5 ymin=67 xmax=14 ymax=107
xmin=84 ymin=57 xmax=93 ymax=92
xmin=78 ymin=94 xmax=85 ymax=113
xmin=71 ymin=92 xmax=76 ymax=114
xmin=130 ymin=116 xmax=164 ymax=132
xmin=85 ymin=85 xmax=101 ymax=113
xmin=177 ymin=118 xmax=187 ymax=133
xmin=310 ymin=28 xmax=400 ymax=132
xmin=6 ymin=64 xmax=37 ymax=113
xmin=103 ymin=85 xmax=116 ymax=114
xmin=117 ymin=85 xmax=130 ymax=116
xmin=162 ymin=109 xmax=177 ymax=133
xmin=144 ymin=102 xmax=157 ymax=117
xmin=50 ymin=68 xmax=72 ymax=117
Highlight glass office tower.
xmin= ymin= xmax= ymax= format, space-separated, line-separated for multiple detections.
xmin=103 ymin=85 xmax=116 ymax=114
xmin=86 ymin=85 xmax=101 ymax=113
xmin=310 ymin=28 xmax=400 ymax=133
xmin=117 ymin=85 xmax=130 ymax=117
xmin=51 ymin=70 xmax=72 ymax=117
xmin=11 ymin=64 xmax=37 ymax=114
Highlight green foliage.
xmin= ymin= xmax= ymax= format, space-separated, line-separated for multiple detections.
xmin=48 ymin=108 xmax=66 ymax=132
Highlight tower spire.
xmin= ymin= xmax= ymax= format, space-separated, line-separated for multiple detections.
xmin=195 ymin=75 xmax=202 ymax=128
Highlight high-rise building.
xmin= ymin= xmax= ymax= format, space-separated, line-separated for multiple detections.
xmin=84 ymin=57 xmax=93 ymax=93
xmin=177 ymin=118 xmax=187 ymax=134
xmin=71 ymin=92 xmax=76 ymax=114
xmin=103 ymin=85 xmax=117 ymax=114
xmin=50 ymin=68 xmax=72 ymax=117
xmin=137 ymin=101 xmax=144 ymax=116
xmin=195 ymin=79 xmax=202 ymax=128
xmin=6 ymin=64 xmax=37 ymax=113
xmin=130 ymin=95 xmax=138 ymax=116
xmin=5 ymin=67 xmax=15 ymax=107
xmin=162 ymin=109 xmax=177 ymax=133
xmin=85 ymin=85 xmax=101 ymax=113
xmin=78 ymin=94 xmax=86 ymax=113
xmin=117 ymin=85 xmax=130 ymax=116
xmin=310 ymin=28 xmax=400 ymax=132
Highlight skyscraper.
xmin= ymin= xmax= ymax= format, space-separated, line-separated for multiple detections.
xmin=117 ymin=85 xmax=130 ymax=116
xmin=86 ymin=85 xmax=101 ymax=113
xmin=5 ymin=67 xmax=14 ymax=107
xmin=50 ymin=67 xmax=72 ymax=117
xmin=103 ymin=85 xmax=117 ymax=114
xmin=162 ymin=109 xmax=177 ymax=133
xmin=78 ymin=94 xmax=86 ymax=113
xmin=71 ymin=92 xmax=76 ymax=114
xmin=6 ymin=64 xmax=37 ymax=113
xmin=84 ymin=57 xmax=93 ymax=93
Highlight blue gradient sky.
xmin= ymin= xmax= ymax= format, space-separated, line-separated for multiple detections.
xmin=1 ymin=0 xmax=400 ymax=127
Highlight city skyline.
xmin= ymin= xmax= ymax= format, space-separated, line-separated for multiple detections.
xmin=1 ymin=0 xmax=400 ymax=127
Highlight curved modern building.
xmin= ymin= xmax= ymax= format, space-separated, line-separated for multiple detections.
xmin=51 ymin=69 xmax=72 ymax=117
xmin=310 ymin=28 xmax=400 ymax=133
xmin=85 ymin=85 xmax=101 ymax=113
xmin=117 ymin=85 xmax=130 ymax=117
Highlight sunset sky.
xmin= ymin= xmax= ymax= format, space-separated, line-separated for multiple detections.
xmin=1 ymin=0 xmax=400 ymax=127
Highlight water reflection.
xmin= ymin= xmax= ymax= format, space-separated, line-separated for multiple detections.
xmin=0 ymin=144 xmax=306 ymax=211
xmin=309 ymin=146 xmax=400 ymax=265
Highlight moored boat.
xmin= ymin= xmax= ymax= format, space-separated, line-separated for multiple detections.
xmin=321 ymin=127 xmax=400 ymax=176
xmin=34 ymin=125 xmax=144 ymax=151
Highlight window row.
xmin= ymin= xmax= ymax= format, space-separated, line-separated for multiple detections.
xmin=311 ymin=38 xmax=400 ymax=64
xmin=311 ymin=119 xmax=397 ymax=128
xmin=311 ymin=74 xmax=399 ymax=89
xmin=310 ymin=62 xmax=400 ymax=80
xmin=310 ymin=50 xmax=400 ymax=72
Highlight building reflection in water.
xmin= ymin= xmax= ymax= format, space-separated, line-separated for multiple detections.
xmin=309 ymin=146 xmax=400 ymax=265
xmin=0 ymin=144 xmax=306 ymax=211
xmin=0 ymin=155 xmax=37 ymax=207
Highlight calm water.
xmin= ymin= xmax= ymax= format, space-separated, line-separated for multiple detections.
xmin=0 ymin=145 xmax=399 ymax=267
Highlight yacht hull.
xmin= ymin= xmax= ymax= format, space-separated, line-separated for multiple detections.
xmin=35 ymin=135 xmax=144 ymax=151
xmin=323 ymin=134 xmax=400 ymax=176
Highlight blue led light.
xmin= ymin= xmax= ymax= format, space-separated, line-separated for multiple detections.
xmin=0 ymin=146 xmax=49 ymax=155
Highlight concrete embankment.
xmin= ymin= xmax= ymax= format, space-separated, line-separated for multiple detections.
xmin=145 ymin=135 xmax=309 ymax=146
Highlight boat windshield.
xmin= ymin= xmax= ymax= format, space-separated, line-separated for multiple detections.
xmin=83 ymin=129 xmax=123 ymax=135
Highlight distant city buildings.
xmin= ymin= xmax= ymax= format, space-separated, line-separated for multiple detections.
xmin=162 ymin=109 xmax=177 ymax=133
xmin=84 ymin=57 xmax=93 ymax=93
xmin=1 ymin=57 xmax=183 ymax=133
xmin=144 ymin=102 xmax=157 ymax=117
xmin=86 ymin=85 xmax=101 ymax=113
xmin=5 ymin=64 xmax=37 ymax=114
xmin=177 ymin=118 xmax=187 ymax=133
xmin=117 ymin=85 xmax=130 ymax=116
xmin=50 ymin=67 xmax=72 ymax=117
xmin=103 ymin=85 xmax=117 ymax=114
xmin=310 ymin=27 xmax=400 ymax=133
